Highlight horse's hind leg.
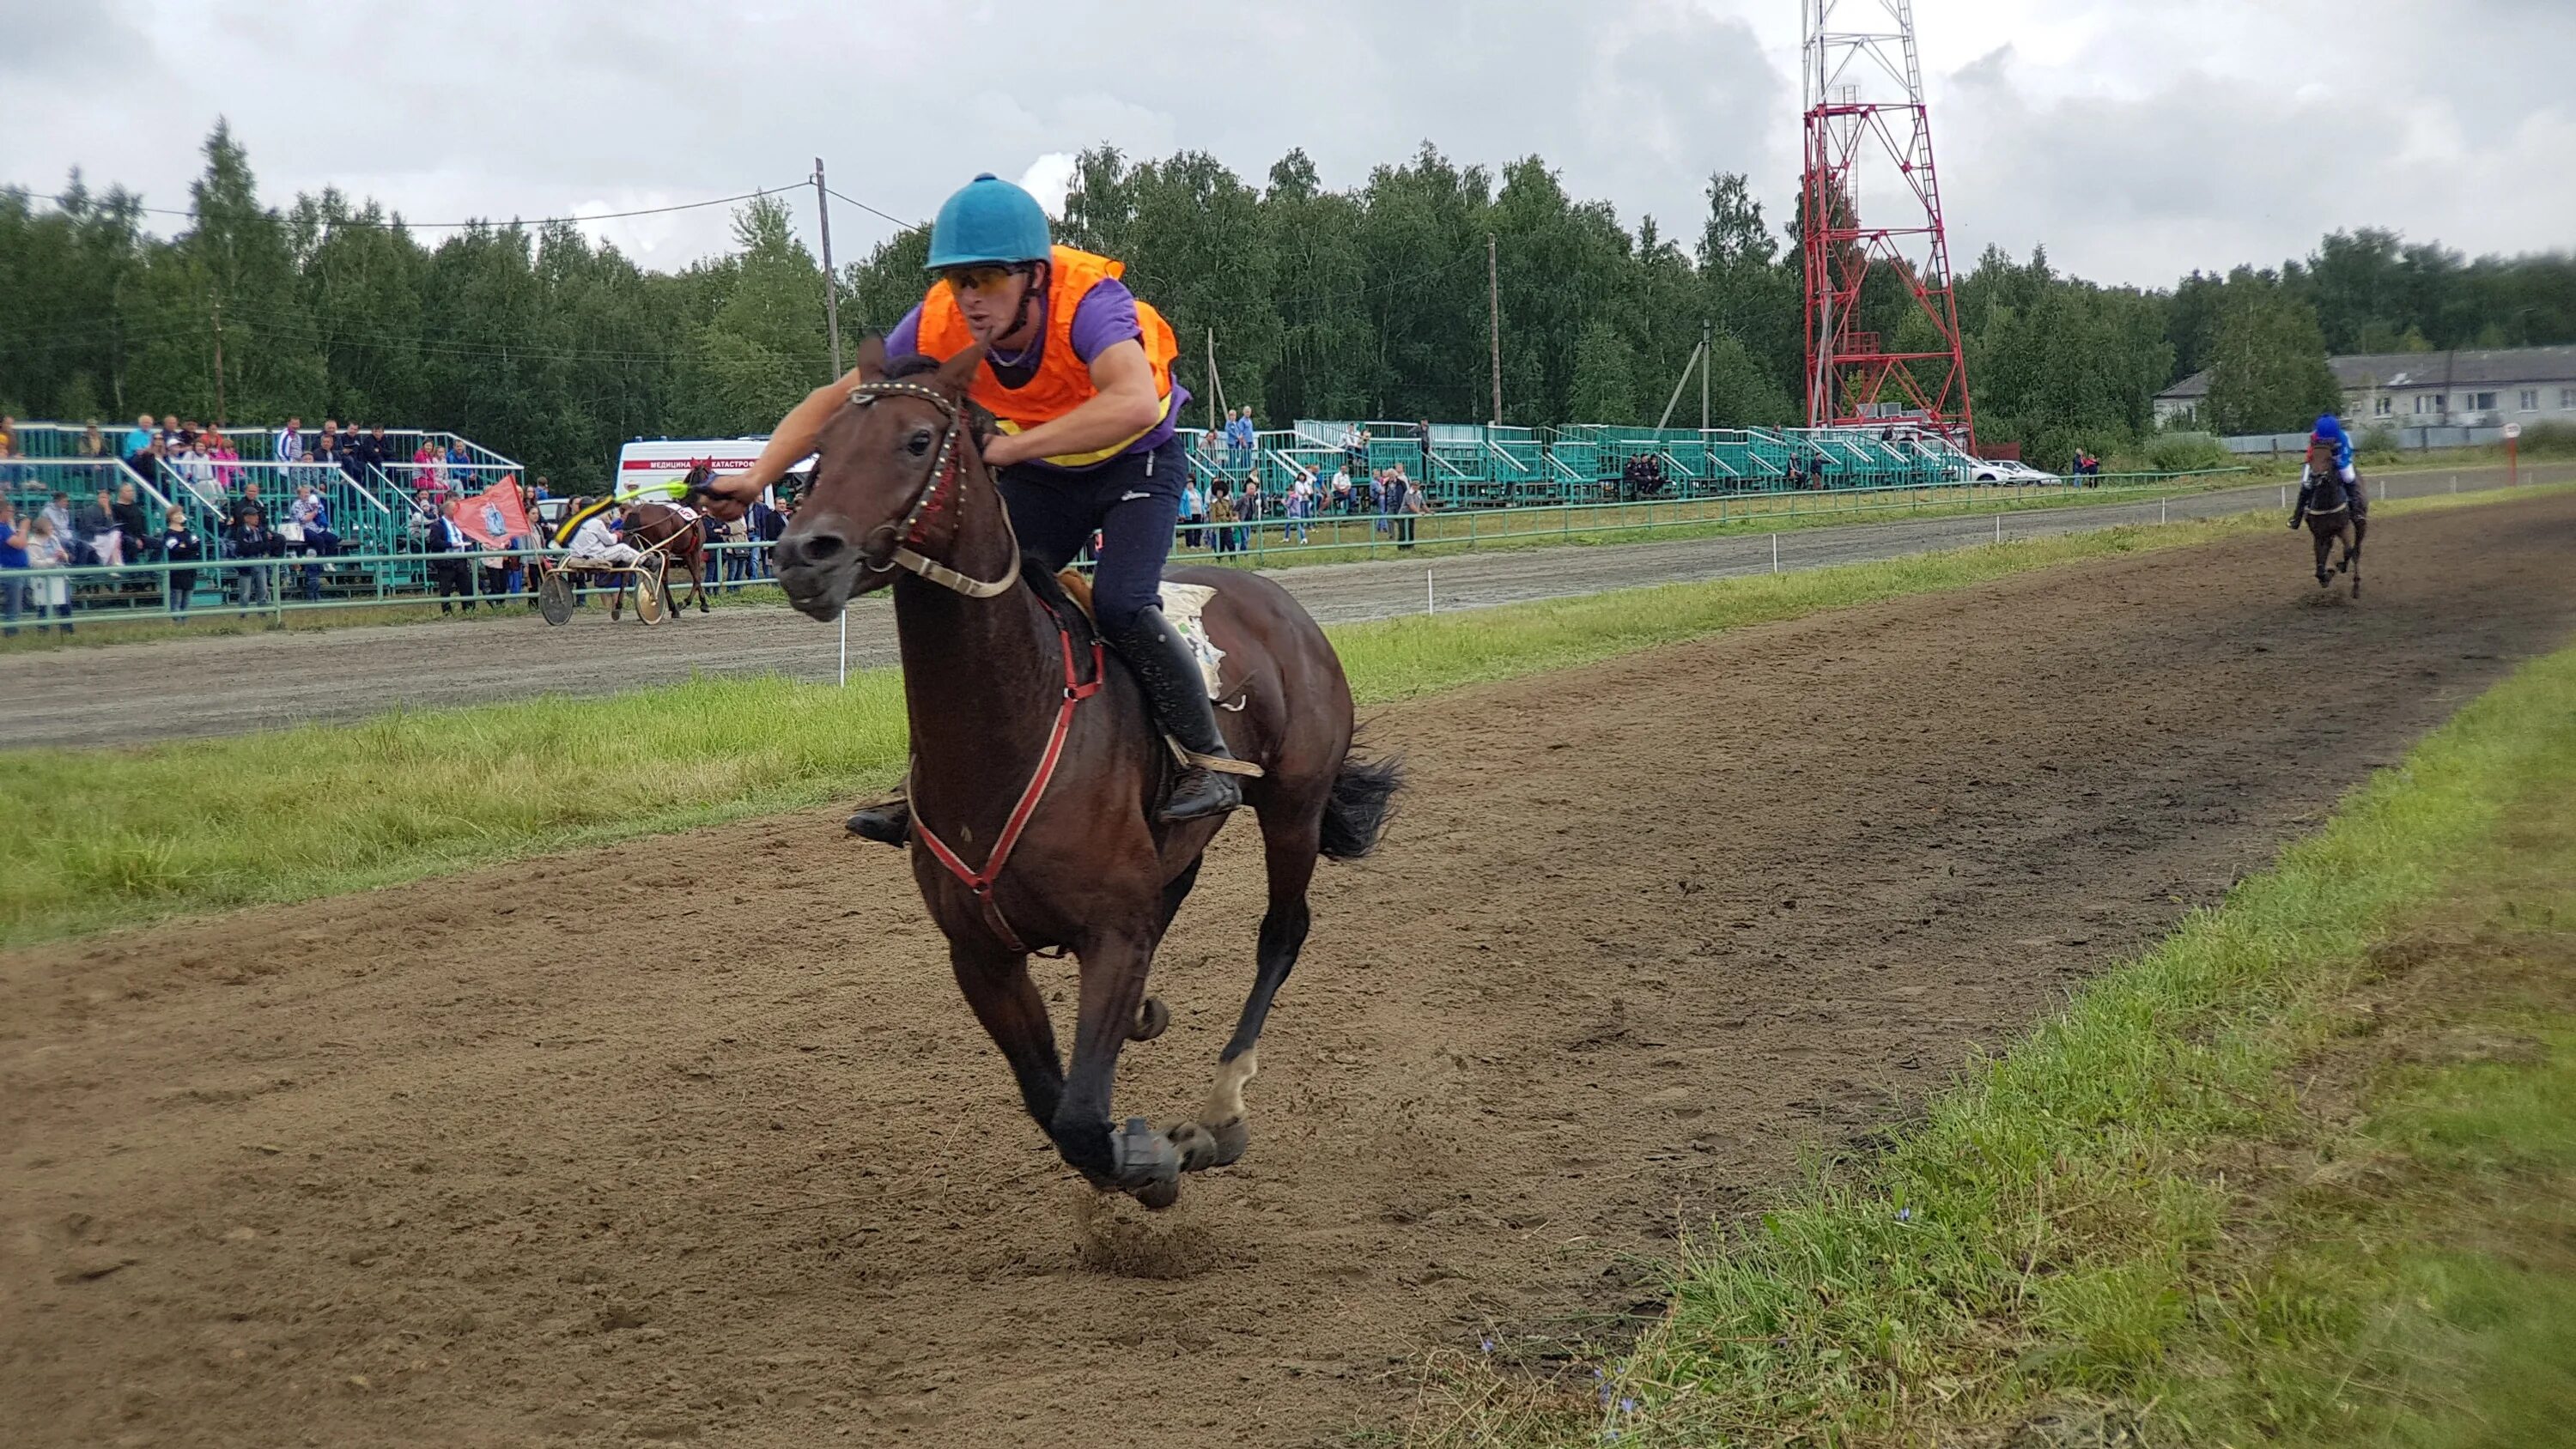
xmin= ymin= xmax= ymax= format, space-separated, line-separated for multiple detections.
xmin=1131 ymin=858 xmax=1205 ymax=1044
xmin=1172 ymin=797 xmax=1321 ymax=1174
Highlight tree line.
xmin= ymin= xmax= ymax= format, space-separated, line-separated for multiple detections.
xmin=6 ymin=124 xmax=2573 ymax=484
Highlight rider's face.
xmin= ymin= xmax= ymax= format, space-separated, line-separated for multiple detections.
xmin=951 ymin=268 xmax=1036 ymax=346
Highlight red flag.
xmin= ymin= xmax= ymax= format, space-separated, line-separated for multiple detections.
xmin=453 ymin=476 xmax=532 ymax=549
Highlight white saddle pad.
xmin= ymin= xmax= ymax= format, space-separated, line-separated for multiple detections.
xmin=1161 ymin=582 xmax=1229 ymax=700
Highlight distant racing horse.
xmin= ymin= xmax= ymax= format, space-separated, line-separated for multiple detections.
xmin=769 ymin=339 xmax=1402 ymax=1210
xmin=611 ymin=460 xmax=721 ymax=619
xmin=2296 ymin=435 xmax=2366 ymax=597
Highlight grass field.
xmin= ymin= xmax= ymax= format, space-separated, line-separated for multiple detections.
xmin=1413 ymin=628 xmax=2576 ymax=1446
xmin=0 ymin=483 xmax=2561 ymax=948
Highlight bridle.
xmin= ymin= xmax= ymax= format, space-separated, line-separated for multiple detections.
xmin=845 ymin=378 xmax=1021 ymax=598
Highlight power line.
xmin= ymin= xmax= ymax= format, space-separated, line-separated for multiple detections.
xmin=823 ymin=185 xmax=926 ymax=233
xmin=5 ymin=182 xmax=806 ymax=231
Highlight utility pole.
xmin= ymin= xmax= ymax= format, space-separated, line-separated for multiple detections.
xmin=210 ymin=298 xmax=227 ymax=423
xmin=1486 ymin=233 xmax=1503 ymax=425
xmin=1701 ymin=318 xmax=1712 ymax=432
xmin=812 ymin=158 xmax=845 ymax=379
xmin=1206 ymin=328 xmax=1229 ymax=427
xmin=1656 ymin=340 xmax=1704 ymax=429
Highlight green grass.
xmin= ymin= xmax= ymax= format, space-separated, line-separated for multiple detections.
xmin=1414 ymin=624 xmax=2576 ymax=1445
xmin=1 ymin=483 xmax=2563 ymax=948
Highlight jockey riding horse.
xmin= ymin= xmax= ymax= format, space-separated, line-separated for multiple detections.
xmin=2289 ymin=413 xmax=2369 ymax=530
xmin=707 ymin=174 xmax=1246 ymax=841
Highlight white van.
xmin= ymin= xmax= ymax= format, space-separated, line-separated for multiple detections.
xmin=611 ymin=437 xmax=811 ymax=505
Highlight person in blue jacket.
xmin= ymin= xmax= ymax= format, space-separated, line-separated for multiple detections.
xmin=2290 ymin=414 xmax=2367 ymax=527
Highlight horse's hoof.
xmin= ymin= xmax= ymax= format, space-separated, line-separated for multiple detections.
xmin=1166 ymin=1115 xmax=1249 ymax=1173
xmin=1109 ymin=1117 xmax=1180 ymax=1191
xmin=1200 ymin=1116 xmax=1249 ymax=1169
xmin=1130 ymin=996 xmax=1170 ymax=1042
xmin=1131 ymin=1176 xmax=1182 ymax=1211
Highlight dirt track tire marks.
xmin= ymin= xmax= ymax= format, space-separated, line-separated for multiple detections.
xmin=5 ymin=494 xmax=2575 ymax=1447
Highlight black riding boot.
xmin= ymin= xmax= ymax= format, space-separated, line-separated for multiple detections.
xmin=2289 ymin=480 xmax=2312 ymax=529
xmin=1108 ymin=607 xmax=1244 ymax=824
xmin=846 ymin=788 xmax=912 ymax=846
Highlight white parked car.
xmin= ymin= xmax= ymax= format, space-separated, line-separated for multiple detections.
xmin=1971 ymin=459 xmax=2063 ymax=484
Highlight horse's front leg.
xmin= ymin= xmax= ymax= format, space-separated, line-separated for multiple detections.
xmin=949 ymin=939 xmax=1064 ymax=1133
xmin=1054 ymin=921 xmax=1183 ymax=1207
xmin=2312 ymin=528 xmax=2332 ymax=588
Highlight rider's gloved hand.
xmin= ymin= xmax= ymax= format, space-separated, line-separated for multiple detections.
xmin=703 ymin=471 xmax=754 ymax=501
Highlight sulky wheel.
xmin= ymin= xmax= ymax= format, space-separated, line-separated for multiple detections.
xmin=634 ymin=560 xmax=668 ymax=624
xmin=537 ymin=570 xmax=574 ymax=626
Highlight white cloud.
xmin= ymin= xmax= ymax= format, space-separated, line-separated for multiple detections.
xmin=1017 ymin=153 xmax=1077 ymax=219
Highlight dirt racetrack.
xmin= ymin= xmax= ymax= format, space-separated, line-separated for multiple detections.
xmin=7 ymin=493 xmax=2576 ymax=1447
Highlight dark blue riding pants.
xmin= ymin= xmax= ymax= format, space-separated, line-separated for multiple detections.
xmin=997 ymin=433 xmax=1185 ymax=633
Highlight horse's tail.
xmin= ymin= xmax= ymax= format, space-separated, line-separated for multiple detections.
xmin=1319 ymin=734 xmax=1404 ymax=862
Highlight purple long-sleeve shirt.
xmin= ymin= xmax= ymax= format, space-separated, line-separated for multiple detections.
xmin=886 ymin=275 xmax=1187 ymax=473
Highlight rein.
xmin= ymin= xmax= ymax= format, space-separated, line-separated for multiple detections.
xmin=846 ymin=378 xmax=1021 ymax=598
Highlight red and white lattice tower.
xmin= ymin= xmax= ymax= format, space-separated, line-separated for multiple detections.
xmin=1800 ymin=0 xmax=1975 ymax=448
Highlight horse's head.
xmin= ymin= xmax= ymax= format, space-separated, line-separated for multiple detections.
xmin=2304 ymin=435 xmax=2339 ymax=476
xmin=774 ymin=336 xmax=994 ymax=620
xmin=679 ymin=458 xmax=747 ymax=524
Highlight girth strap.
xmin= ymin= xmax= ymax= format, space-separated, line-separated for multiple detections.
xmin=909 ymin=619 xmax=1106 ymax=955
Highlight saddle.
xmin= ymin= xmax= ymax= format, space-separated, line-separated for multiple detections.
xmin=1041 ymin=567 xmax=1260 ymax=780
xmin=1049 ymin=570 xmax=1234 ymax=702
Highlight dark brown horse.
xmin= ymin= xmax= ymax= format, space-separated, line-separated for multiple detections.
xmin=613 ymin=460 xmax=720 ymax=618
xmin=772 ymin=339 xmax=1400 ymax=1209
xmin=2300 ymin=436 xmax=2366 ymax=597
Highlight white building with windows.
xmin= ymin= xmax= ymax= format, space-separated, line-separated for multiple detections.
xmin=2155 ymin=344 xmax=2576 ymax=429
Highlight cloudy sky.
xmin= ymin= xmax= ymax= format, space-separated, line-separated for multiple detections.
xmin=6 ymin=0 xmax=2568 ymax=290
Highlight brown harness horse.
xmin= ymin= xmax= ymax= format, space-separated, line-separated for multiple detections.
xmin=2300 ymin=437 xmax=2366 ymax=597
xmin=612 ymin=460 xmax=720 ymax=619
xmin=773 ymin=339 xmax=1400 ymax=1209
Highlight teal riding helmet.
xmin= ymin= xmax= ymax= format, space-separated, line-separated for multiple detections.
xmin=925 ymin=173 xmax=1052 ymax=270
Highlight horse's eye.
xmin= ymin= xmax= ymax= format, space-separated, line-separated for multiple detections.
xmin=906 ymin=429 xmax=933 ymax=456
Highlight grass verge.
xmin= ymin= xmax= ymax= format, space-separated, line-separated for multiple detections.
xmin=1413 ymin=637 xmax=2576 ymax=1445
xmin=0 ymin=484 xmax=2561 ymax=948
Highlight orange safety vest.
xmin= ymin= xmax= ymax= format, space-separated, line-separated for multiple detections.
xmin=914 ymin=245 xmax=1180 ymax=468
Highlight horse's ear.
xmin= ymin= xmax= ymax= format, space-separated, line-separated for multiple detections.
xmin=937 ymin=343 xmax=986 ymax=397
xmin=854 ymin=335 xmax=888 ymax=382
